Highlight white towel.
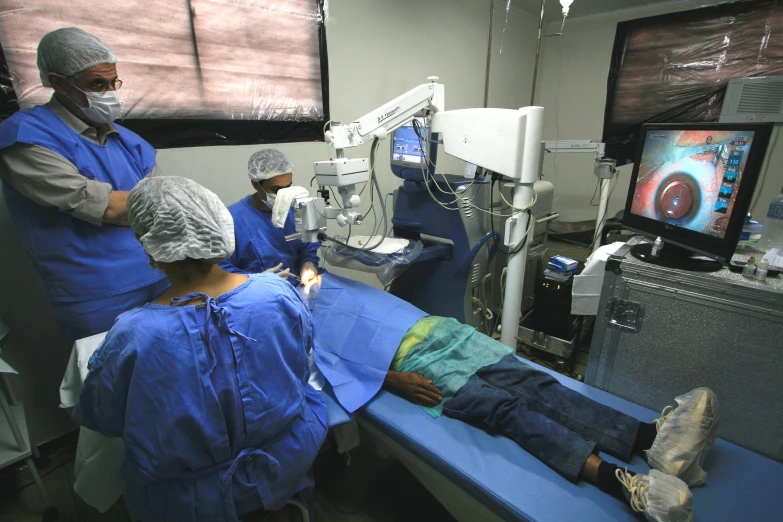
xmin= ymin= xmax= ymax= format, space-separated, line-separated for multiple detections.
xmin=571 ymin=242 xmax=625 ymax=316
xmin=59 ymin=333 xmax=125 ymax=513
xmin=272 ymin=186 xmax=311 ymax=228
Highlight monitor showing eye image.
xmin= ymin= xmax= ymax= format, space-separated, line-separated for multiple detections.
xmin=622 ymin=123 xmax=772 ymax=265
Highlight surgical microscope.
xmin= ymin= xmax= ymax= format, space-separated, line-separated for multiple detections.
xmin=287 ymin=77 xmax=544 ymax=348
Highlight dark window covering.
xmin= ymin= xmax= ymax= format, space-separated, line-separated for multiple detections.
xmin=0 ymin=0 xmax=329 ymax=148
xmin=603 ymin=0 xmax=783 ymax=165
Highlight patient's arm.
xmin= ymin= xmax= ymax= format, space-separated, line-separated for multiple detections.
xmin=383 ymin=370 xmax=442 ymax=406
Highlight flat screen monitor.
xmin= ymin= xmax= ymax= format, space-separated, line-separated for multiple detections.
xmin=390 ymin=117 xmax=438 ymax=181
xmin=622 ymin=123 xmax=773 ymax=269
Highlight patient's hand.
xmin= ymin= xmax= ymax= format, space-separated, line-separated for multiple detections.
xmin=383 ymin=371 xmax=442 ymax=406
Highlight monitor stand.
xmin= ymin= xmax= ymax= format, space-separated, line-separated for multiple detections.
xmin=630 ymin=242 xmax=723 ymax=272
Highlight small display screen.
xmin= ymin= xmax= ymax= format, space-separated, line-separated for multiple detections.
xmin=630 ymin=129 xmax=757 ymax=239
xmin=391 ymin=117 xmax=428 ymax=165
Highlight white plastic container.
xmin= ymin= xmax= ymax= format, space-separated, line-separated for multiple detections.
xmin=755 ymin=259 xmax=769 ymax=281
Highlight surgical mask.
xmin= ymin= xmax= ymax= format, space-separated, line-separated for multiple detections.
xmin=80 ymin=91 xmax=122 ymax=124
xmin=264 ymin=191 xmax=276 ymax=209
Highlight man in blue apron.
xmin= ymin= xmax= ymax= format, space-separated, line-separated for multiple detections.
xmin=0 ymin=27 xmax=167 ymax=342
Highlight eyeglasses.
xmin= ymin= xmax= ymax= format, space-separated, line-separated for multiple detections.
xmin=83 ymin=78 xmax=123 ymax=94
xmin=64 ymin=75 xmax=123 ymax=95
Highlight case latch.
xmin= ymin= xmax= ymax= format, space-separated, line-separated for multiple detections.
xmin=604 ymin=298 xmax=644 ymax=333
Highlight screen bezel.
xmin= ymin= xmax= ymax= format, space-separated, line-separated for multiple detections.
xmin=621 ymin=122 xmax=773 ymax=262
xmin=390 ymin=117 xmax=431 ymax=169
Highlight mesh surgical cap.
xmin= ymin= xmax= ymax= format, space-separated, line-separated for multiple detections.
xmin=37 ymin=28 xmax=117 ymax=87
xmin=248 ymin=149 xmax=294 ymax=181
xmin=127 ymin=177 xmax=235 ymax=263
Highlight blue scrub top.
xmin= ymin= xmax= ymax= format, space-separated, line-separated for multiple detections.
xmin=73 ymin=274 xmax=327 ymax=521
xmin=222 ymin=195 xmax=319 ymax=276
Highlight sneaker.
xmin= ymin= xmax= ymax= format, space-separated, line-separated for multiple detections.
xmin=616 ymin=469 xmax=694 ymax=522
xmin=647 ymin=387 xmax=719 ymax=486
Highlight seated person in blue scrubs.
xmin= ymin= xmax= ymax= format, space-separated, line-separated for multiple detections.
xmin=73 ymin=176 xmax=326 ymax=522
xmin=222 ymin=148 xmax=319 ymax=285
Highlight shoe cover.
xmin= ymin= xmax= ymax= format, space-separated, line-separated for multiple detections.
xmin=647 ymin=387 xmax=719 ymax=486
xmin=644 ymin=470 xmax=694 ymax=522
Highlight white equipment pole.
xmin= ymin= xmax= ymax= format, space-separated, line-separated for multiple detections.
xmin=592 ymin=157 xmax=617 ymax=253
xmin=500 ymin=107 xmax=544 ymax=348
xmin=594 ymin=177 xmax=611 ymax=251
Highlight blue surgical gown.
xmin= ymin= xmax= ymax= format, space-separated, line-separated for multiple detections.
xmin=222 ymin=195 xmax=320 ymax=276
xmin=73 ymin=273 xmax=327 ymax=522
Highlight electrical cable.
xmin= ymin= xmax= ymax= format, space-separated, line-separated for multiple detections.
xmin=489 ymin=175 xmax=536 ymax=256
xmin=359 ymin=138 xmax=382 ymax=207
xmin=358 ymin=138 xmax=381 ymax=199
xmin=589 ymin=177 xmax=601 ymax=206
xmin=498 ymin=182 xmax=538 ymax=211
xmin=411 ymin=119 xmax=484 ymax=208
xmin=480 ymin=272 xmax=494 ymax=335
xmin=549 ymin=37 xmax=565 ymax=201
xmin=329 ymin=188 xmax=342 ymax=208
xmin=411 ymin=118 xmax=517 ymax=218
xmin=412 ymin=120 xmax=465 ymax=207
xmin=363 ymin=139 xmax=390 ymax=251
xmin=495 ymin=266 xmax=508 ymax=333
xmin=371 ymin=193 xmax=394 ymax=239
xmin=324 ymin=138 xmax=389 ymax=252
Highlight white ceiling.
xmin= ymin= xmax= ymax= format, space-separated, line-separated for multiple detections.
xmin=507 ymin=0 xmax=681 ymax=22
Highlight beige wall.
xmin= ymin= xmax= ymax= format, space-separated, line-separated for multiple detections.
xmin=0 ymin=0 xmax=539 ymax=444
xmin=535 ymin=0 xmax=783 ymax=224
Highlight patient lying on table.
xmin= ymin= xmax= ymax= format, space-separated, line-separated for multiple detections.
xmin=72 ymin=177 xmax=326 ymax=522
xmin=229 ymin=247 xmax=715 ymax=522
xmin=382 ymin=314 xmax=713 ymax=522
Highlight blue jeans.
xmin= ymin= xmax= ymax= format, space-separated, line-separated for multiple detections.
xmin=442 ymin=354 xmax=641 ymax=482
xmin=52 ymin=279 xmax=170 ymax=342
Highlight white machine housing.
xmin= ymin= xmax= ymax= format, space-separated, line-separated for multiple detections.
xmin=314 ymin=158 xmax=370 ymax=187
xmin=432 ymin=108 xmax=540 ymax=181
